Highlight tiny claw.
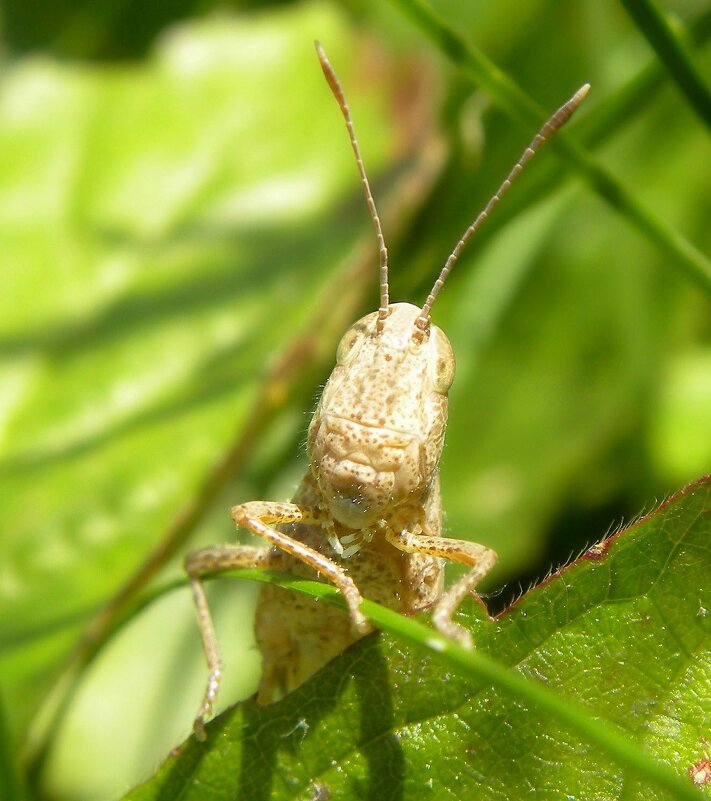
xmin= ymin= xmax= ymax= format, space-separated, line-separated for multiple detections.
xmin=432 ymin=613 xmax=473 ymax=649
xmin=192 ymin=668 xmax=220 ymax=742
xmin=452 ymin=626 xmax=473 ymax=650
xmin=194 ymin=716 xmax=207 ymax=742
xmin=350 ymin=607 xmax=371 ymax=636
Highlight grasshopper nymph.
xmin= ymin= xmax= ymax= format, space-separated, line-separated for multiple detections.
xmin=186 ymin=42 xmax=589 ymax=739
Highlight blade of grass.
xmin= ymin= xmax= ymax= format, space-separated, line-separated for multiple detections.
xmin=567 ymin=5 xmax=711 ymax=154
xmin=618 ymin=0 xmax=711 ymax=130
xmin=387 ymin=0 xmax=711 ymax=296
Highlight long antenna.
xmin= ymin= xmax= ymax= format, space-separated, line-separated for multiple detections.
xmin=315 ymin=42 xmax=390 ymax=331
xmin=415 ymin=83 xmax=590 ymax=335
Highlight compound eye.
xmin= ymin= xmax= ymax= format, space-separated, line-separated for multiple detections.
xmin=430 ymin=326 xmax=455 ymax=393
xmin=336 ymin=326 xmax=363 ymax=365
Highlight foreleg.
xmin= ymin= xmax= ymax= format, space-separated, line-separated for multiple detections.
xmin=385 ymin=528 xmax=497 ymax=648
xmin=185 ymin=500 xmax=369 ymax=736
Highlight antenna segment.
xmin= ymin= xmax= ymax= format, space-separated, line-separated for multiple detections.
xmin=316 ymin=42 xmax=390 ymax=330
xmin=415 ymin=83 xmax=590 ymax=334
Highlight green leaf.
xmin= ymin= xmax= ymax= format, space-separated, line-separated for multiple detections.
xmin=125 ymin=476 xmax=711 ymax=801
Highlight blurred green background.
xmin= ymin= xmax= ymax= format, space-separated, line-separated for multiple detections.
xmin=0 ymin=0 xmax=709 ymax=799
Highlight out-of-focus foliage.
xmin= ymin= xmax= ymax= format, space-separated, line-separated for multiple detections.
xmin=0 ymin=0 xmax=709 ymax=799
xmin=2 ymin=0 xmax=298 ymax=60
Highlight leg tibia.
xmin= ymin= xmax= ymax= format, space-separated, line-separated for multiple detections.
xmin=185 ymin=545 xmax=281 ymax=739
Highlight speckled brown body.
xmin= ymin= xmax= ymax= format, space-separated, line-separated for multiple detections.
xmin=253 ymin=303 xmax=453 ymax=701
